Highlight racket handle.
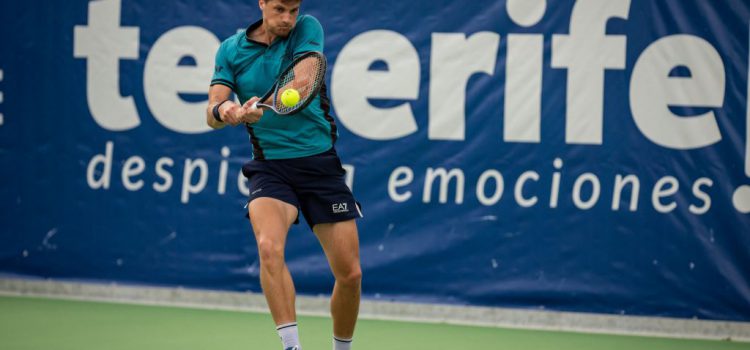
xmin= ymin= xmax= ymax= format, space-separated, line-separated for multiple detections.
xmin=251 ymin=101 xmax=259 ymax=110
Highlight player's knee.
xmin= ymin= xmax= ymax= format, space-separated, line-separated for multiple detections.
xmin=337 ymin=265 xmax=362 ymax=287
xmin=256 ymin=238 xmax=285 ymax=270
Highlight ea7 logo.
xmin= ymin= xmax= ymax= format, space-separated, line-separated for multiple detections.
xmin=332 ymin=203 xmax=349 ymax=213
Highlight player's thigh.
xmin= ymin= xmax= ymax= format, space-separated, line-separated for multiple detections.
xmin=312 ymin=220 xmax=361 ymax=278
xmin=249 ymin=197 xmax=298 ymax=246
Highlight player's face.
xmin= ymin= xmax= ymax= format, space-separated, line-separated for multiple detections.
xmin=260 ymin=0 xmax=300 ymax=38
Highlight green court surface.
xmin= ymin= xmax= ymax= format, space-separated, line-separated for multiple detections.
xmin=0 ymin=296 xmax=747 ymax=350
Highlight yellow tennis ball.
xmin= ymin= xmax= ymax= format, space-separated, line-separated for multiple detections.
xmin=281 ymin=88 xmax=300 ymax=107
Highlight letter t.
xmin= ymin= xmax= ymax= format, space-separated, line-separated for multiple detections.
xmin=74 ymin=0 xmax=140 ymax=131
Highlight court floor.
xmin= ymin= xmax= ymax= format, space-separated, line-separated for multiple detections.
xmin=0 ymin=296 xmax=747 ymax=350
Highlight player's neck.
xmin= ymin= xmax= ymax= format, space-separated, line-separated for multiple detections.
xmin=252 ymin=23 xmax=277 ymax=46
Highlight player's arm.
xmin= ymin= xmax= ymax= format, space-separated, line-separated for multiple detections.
xmin=207 ymin=37 xmax=261 ymax=128
xmin=288 ymin=59 xmax=313 ymax=93
xmin=206 ymin=86 xmax=263 ymax=128
xmin=206 ymin=85 xmax=232 ymax=129
xmin=286 ymin=16 xmax=324 ymax=98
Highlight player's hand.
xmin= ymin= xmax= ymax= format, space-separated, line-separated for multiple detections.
xmin=239 ymin=97 xmax=264 ymax=124
xmin=219 ymin=102 xmax=245 ymax=126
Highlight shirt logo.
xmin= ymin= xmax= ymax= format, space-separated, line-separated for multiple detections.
xmin=215 ymin=65 xmax=224 ymax=73
xmin=332 ymin=203 xmax=349 ymax=214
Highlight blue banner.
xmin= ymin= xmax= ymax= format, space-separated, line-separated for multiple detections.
xmin=1 ymin=0 xmax=749 ymax=322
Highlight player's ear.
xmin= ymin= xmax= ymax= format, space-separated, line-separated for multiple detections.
xmin=259 ymin=0 xmax=265 ymax=10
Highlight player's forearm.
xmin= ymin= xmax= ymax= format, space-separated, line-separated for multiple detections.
xmin=206 ymin=102 xmax=227 ymax=129
xmin=207 ymin=84 xmax=235 ymax=129
xmin=208 ymin=100 xmax=243 ymax=129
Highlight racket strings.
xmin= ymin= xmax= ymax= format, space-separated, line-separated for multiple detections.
xmin=274 ymin=55 xmax=326 ymax=114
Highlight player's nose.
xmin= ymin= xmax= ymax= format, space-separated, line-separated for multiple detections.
xmin=281 ymin=13 xmax=293 ymax=25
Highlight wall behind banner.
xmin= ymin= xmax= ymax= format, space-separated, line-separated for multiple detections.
xmin=1 ymin=0 xmax=749 ymax=322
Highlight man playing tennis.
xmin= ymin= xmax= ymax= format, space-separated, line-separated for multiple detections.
xmin=205 ymin=1 xmax=363 ymax=350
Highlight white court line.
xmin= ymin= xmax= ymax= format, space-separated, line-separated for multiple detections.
xmin=1 ymin=277 xmax=749 ymax=342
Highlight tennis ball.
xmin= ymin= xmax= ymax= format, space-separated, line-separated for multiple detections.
xmin=281 ymin=88 xmax=301 ymax=107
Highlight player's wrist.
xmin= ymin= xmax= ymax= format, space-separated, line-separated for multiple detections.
xmin=212 ymin=100 xmax=232 ymax=123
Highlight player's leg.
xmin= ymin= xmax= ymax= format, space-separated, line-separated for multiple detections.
xmin=313 ymin=219 xmax=362 ymax=342
xmin=292 ymin=147 xmax=363 ymax=348
xmin=249 ymin=197 xmax=299 ymax=326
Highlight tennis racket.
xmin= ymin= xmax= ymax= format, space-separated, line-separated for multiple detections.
xmin=251 ymin=51 xmax=327 ymax=115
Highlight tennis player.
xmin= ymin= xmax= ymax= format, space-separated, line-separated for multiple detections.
xmin=204 ymin=1 xmax=363 ymax=350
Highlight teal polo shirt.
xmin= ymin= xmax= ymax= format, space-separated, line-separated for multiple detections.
xmin=211 ymin=15 xmax=337 ymax=160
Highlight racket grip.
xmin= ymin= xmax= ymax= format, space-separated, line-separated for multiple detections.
xmin=251 ymin=101 xmax=259 ymax=110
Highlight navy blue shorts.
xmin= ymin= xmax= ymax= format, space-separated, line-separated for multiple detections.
xmin=242 ymin=147 xmax=363 ymax=229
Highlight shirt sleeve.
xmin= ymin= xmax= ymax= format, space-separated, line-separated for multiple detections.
xmin=290 ymin=15 xmax=324 ymax=57
xmin=210 ymin=38 xmax=236 ymax=91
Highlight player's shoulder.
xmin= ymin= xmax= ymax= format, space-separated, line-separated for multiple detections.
xmin=295 ymin=14 xmax=323 ymax=33
xmin=297 ymin=14 xmax=320 ymax=25
xmin=215 ymin=31 xmax=245 ymax=66
xmin=220 ymin=31 xmax=245 ymax=51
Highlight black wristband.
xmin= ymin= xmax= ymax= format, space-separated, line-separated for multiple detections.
xmin=212 ymin=100 xmax=231 ymax=122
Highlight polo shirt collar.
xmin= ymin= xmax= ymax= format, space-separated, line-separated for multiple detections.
xmin=245 ymin=18 xmax=267 ymax=46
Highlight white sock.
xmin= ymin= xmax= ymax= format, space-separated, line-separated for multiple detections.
xmin=333 ymin=336 xmax=352 ymax=350
xmin=276 ymin=322 xmax=300 ymax=350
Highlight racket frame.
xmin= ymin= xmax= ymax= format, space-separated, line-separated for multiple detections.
xmin=251 ymin=51 xmax=327 ymax=115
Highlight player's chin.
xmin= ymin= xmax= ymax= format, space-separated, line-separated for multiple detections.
xmin=274 ymin=27 xmax=292 ymax=37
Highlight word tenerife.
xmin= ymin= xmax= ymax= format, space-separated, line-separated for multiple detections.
xmin=74 ymin=0 xmax=725 ymax=151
